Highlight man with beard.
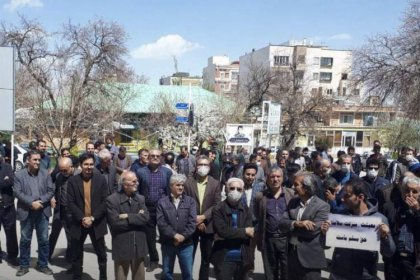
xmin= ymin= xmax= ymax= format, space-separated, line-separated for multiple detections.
xmin=36 ymin=140 xmax=51 ymax=171
xmin=313 ymin=159 xmax=332 ymax=201
xmin=49 ymin=157 xmax=80 ymax=264
xmin=255 ymin=167 xmax=295 ymax=280
xmin=67 ymin=154 xmax=108 ymax=280
xmin=321 ymin=180 xmax=395 ymax=280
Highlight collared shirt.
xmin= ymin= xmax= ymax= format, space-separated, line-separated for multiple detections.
xmin=290 ymin=196 xmax=314 ymax=245
xmin=265 ymin=189 xmax=287 ymax=234
xmin=244 ymin=188 xmax=252 ymax=207
xmin=147 ymin=167 xmax=166 ymax=203
xmin=197 ymin=178 xmax=207 ymax=212
xmin=171 ymin=194 xmax=181 ymax=209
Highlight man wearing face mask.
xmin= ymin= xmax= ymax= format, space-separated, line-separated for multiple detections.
xmin=394 ymin=148 xmax=419 ymax=184
xmin=362 ymin=159 xmax=390 ymax=200
xmin=366 ymin=141 xmax=389 ymax=177
xmin=49 ymin=157 xmax=80 ymax=263
xmin=184 ymin=155 xmax=221 ymax=280
xmin=330 ymin=154 xmax=359 ymax=214
xmin=211 ymin=178 xmax=254 ymax=280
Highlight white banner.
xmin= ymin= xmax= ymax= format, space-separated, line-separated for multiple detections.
xmin=226 ymin=124 xmax=253 ymax=146
xmin=267 ymin=103 xmax=281 ymax=135
xmin=326 ymin=213 xmax=382 ymax=251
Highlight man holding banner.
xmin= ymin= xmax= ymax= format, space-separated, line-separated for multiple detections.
xmin=321 ymin=180 xmax=395 ymax=280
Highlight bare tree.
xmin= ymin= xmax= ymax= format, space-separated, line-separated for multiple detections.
xmin=353 ymin=1 xmax=420 ymax=119
xmin=1 ymin=16 xmax=137 ymax=152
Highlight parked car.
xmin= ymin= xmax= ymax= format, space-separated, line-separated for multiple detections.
xmin=14 ymin=144 xmax=27 ymax=171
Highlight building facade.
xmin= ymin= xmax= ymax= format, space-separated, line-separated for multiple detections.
xmin=159 ymin=72 xmax=203 ymax=87
xmin=202 ymin=55 xmax=239 ymax=95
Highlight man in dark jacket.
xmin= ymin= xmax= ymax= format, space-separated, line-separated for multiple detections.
xmin=347 ymin=146 xmax=362 ymax=176
xmin=321 ymin=179 xmax=395 ymax=280
xmin=67 ymin=154 xmax=108 ymax=280
xmin=381 ymin=175 xmax=420 ymax=280
xmin=362 ymin=159 xmax=390 ymax=199
xmin=157 ymin=173 xmax=196 ymax=280
xmin=0 ymin=153 xmax=18 ymax=266
xmin=254 ymin=167 xmax=295 ymax=280
xmin=211 ymin=178 xmax=254 ymax=280
xmin=184 ymin=155 xmax=221 ymax=280
xmin=96 ymin=149 xmax=118 ymax=195
xmin=107 ymin=171 xmax=149 ymax=280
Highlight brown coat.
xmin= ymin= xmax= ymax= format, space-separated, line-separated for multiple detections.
xmin=184 ymin=175 xmax=221 ymax=234
xmin=254 ymin=187 xmax=295 ymax=251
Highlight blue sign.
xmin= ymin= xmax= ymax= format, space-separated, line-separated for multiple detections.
xmin=175 ymin=103 xmax=189 ymax=110
xmin=176 ymin=116 xmax=189 ymax=123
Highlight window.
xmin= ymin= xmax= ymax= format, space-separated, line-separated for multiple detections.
xmin=313 ymin=73 xmax=319 ymax=80
xmin=225 ymin=72 xmax=229 ymax=79
xmin=231 ymin=71 xmax=239 ymax=81
xmin=326 ymin=89 xmax=333 ymax=95
xmin=352 ymin=89 xmax=360 ymax=95
xmin=311 ymin=88 xmax=318 ymax=95
xmin=220 ymin=84 xmax=225 ymax=90
xmin=320 ymin=57 xmax=333 ymax=67
xmin=342 ymin=73 xmax=348 ymax=80
xmin=313 ymin=57 xmax=320 ymax=65
xmin=220 ymin=72 xmax=225 ymax=79
xmin=274 ymin=55 xmax=289 ymax=66
xmin=356 ymin=131 xmax=363 ymax=147
xmin=295 ymin=70 xmax=304 ymax=80
xmin=363 ymin=113 xmax=378 ymax=126
xmin=320 ymin=72 xmax=332 ymax=82
xmin=298 ymin=55 xmax=305 ymax=64
xmin=340 ymin=113 xmax=354 ymax=124
xmin=342 ymin=87 xmax=347 ymax=96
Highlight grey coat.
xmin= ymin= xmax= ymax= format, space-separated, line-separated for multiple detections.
xmin=13 ymin=168 xmax=55 ymax=221
xmin=106 ymin=192 xmax=149 ymax=260
xmin=280 ymin=195 xmax=330 ymax=269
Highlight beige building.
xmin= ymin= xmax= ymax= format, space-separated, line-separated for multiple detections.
xmin=202 ymin=55 xmax=239 ymax=95
xmin=159 ymin=72 xmax=203 ymax=87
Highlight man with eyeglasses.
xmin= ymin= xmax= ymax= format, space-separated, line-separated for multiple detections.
xmin=211 ymin=178 xmax=254 ymax=279
xmin=362 ymin=158 xmax=390 ymax=199
xmin=136 ymin=149 xmax=172 ymax=272
xmin=14 ymin=151 xmax=55 ymax=276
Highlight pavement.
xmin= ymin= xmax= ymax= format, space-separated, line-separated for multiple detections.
xmin=0 ymin=221 xmax=385 ymax=280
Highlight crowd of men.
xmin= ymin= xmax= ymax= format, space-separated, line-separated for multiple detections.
xmin=1 ymin=138 xmax=420 ymax=280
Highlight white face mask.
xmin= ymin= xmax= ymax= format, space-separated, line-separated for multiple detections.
xmin=256 ymin=161 xmax=261 ymax=166
xmin=406 ymin=155 xmax=414 ymax=162
xmin=367 ymin=169 xmax=378 ymax=179
xmin=197 ymin=166 xmax=210 ymax=177
xmin=227 ymin=190 xmax=243 ymax=205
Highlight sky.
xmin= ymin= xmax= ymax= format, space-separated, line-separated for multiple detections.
xmin=0 ymin=0 xmax=411 ymax=84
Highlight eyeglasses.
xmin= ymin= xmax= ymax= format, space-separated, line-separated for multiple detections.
xmin=150 ymin=155 xmax=161 ymax=158
xmin=228 ymin=187 xmax=243 ymax=192
xmin=368 ymin=167 xmax=379 ymax=170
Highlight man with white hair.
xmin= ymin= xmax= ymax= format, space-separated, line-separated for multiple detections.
xmin=107 ymin=171 xmax=149 ymax=280
xmin=96 ymin=149 xmax=118 ymax=195
xmin=281 ymin=171 xmax=330 ymax=280
xmin=381 ymin=175 xmax=420 ymax=280
xmin=211 ymin=178 xmax=254 ymax=279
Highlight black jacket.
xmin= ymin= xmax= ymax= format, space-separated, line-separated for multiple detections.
xmin=0 ymin=161 xmax=14 ymax=208
xmin=211 ymin=200 xmax=253 ymax=268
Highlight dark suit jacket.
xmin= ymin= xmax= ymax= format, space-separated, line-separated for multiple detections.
xmin=67 ymin=173 xmax=108 ymax=239
xmin=280 ymin=195 xmax=330 ymax=269
xmin=106 ymin=192 xmax=149 ymax=260
xmin=95 ymin=164 xmax=118 ymax=195
xmin=254 ymin=187 xmax=295 ymax=251
xmin=184 ymin=175 xmax=221 ymax=234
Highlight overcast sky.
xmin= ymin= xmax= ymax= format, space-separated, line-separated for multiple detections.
xmin=0 ymin=0 xmax=410 ymax=84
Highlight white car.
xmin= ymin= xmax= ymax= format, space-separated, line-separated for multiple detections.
xmin=14 ymin=144 xmax=27 ymax=171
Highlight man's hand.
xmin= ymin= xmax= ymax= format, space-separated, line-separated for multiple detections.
xmin=405 ymin=197 xmax=420 ymax=211
xmin=294 ymin=220 xmax=316 ymax=231
xmin=138 ymin=209 xmax=145 ymax=214
xmin=173 ymin=233 xmax=185 ymax=246
xmin=31 ymin=200 xmax=44 ymax=211
xmin=119 ymin=213 xmax=128 ymax=219
xmin=377 ymin=223 xmax=390 ymax=240
xmin=245 ymin=227 xmax=254 ymax=238
xmin=50 ymin=197 xmax=57 ymax=209
xmin=196 ymin=215 xmax=206 ymax=225
xmin=197 ymin=223 xmax=206 ymax=232
xmin=325 ymin=190 xmax=336 ymax=202
xmin=321 ymin=220 xmax=331 ymax=235
xmin=4 ymin=176 xmax=9 ymax=180
xmin=82 ymin=217 xmax=93 ymax=228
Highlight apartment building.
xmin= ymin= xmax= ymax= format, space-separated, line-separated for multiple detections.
xmin=202 ymin=55 xmax=240 ymax=95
